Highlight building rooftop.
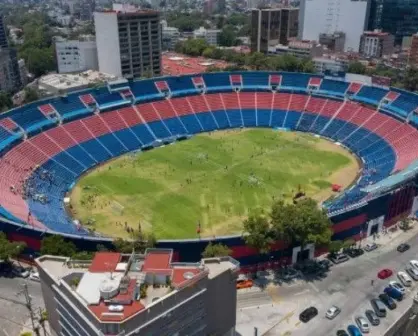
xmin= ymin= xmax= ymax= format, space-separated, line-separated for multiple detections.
xmin=162 ymin=52 xmax=231 ymax=75
xmin=363 ymin=30 xmax=391 ymax=37
xmin=36 ymin=249 xmax=239 ymax=323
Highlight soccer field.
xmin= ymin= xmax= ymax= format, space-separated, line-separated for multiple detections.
xmin=70 ymin=129 xmax=359 ymax=239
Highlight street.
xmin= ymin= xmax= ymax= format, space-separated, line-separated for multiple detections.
xmin=236 ymin=225 xmax=418 ymax=336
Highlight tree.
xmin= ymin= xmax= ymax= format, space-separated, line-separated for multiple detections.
xmin=271 ymin=198 xmax=332 ymax=250
xmin=23 ymin=87 xmax=39 ymax=104
xmin=218 ymin=26 xmax=237 ymax=47
xmin=0 ymin=232 xmax=26 ymax=262
xmin=403 ymin=67 xmax=418 ymax=92
xmin=328 ymin=240 xmax=343 ymax=256
xmin=0 ymin=91 xmax=12 ymax=112
xmin=247 ymin=52 xmax=268 ymax=70
xmin=399 ymin=217 xmax=413 ymax=231
xmin=347 ymin=61 xmax=367 ymax=75
xmin=40 ymin=235 xmax=76 ymax=256
xmin=243 ymin=213 xmax=273 ymax=253
xmin=202 ymin=243 xmax=232 ymax=258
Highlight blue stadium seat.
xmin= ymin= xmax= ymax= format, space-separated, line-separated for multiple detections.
xmin=179 ymin=115 xmax=202 ymax=134
xmin=51 ymin=95 xmax=89 ymax=119
xmin=225 ymin=110 xmax=243 ymax=128
xmin=212 ymin=110 xmax=230 ymax=129
xmin=98 ymin=133 xmax=127 ymax=157
xmin=270 ymin=109 xmax=286 ymax=127
xmin=242 ymin=72 xmax=270 ymax=89
xmin=296 ymin=113 xmax=316 ymax=132
xmin=147 ymin=120 xmax=172 ymax=139
xmin=166 ymin=76 xmax=197 ymax=96
xmin=195 ymin=112 xmax=218 ymax=131
xmin=131 ymin=79 xmax=162 ymax=101
xmin=319 ymin=79 xmax=348 ymax=96
xmin=80 ymin=138 xmax=112 ymax=162
xmin=130 ymin=124 xmax=156 ymax=145
xmin=356 ymin=86 xmax=387 ymax=105
xmin=65 ymin=145 xmax=97 ymax=168
xmin=242 ymin=110 xmax=257 ymax=127
xmin=283 ymin=111 xmax=302 ymax=129
xmin=257 ymin=109 xmax=272 ymax=127
xmin=202 ymin=73 xmax=231 ymax=91
xmin=281 ymin=73 xmax=311 ymax=90
xmin=53 ymin=151 xmax=86 ymax=175
xmin=112 ymin=128 xmax=143 ymax=150
xmin=162 ymin=117 xmax=187 ymax=135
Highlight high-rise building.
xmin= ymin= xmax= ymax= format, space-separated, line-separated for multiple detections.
xmin=36 ymin=249 xmax=239 ymax=336
xmin=408 ymin=33 xmax=418 ymax=67
xmin=319 ymin=32 xmax=346 ymax=53
xmin=94 ymin=5 xmax=161 ymax=78
xmin=194 ymin=27 xmax=221 ymax=46
xmin=368 ymin=0 xmax=418 ymax=45
xmin=0 ymin=15 xmax=8 ymax=49
xmin=299 ymin=0 xmax=369 ymax=52
xmin=251 ymin=8 xmax=299 ymax=53
xmin=79 ymin=0 xmax=96 ymax=21
xmin=55 ymin=36 xmax=99 ymax=73
xmin=359 ymin=30 xmax=394 ymax=58
xmin=0 ymin=15 xmax=22 ymax=92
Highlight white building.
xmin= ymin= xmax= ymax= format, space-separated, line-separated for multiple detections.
xmin=298 ymin=0 xmax=369 ymax=52
xmin=313 ymin=56 xmax=348 ymax=74
xmin=194 ymin=27 xmax=221 ymax=46
xmin=94 ymin=5 xmax=161 ymax=78
xmin=55 ymin=36 xmax=98 ymax=73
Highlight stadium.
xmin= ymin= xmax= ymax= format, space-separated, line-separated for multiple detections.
xmin=1 ymin=71 xmax=418 ymax=268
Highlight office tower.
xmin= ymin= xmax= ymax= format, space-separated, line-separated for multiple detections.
xmin=55 ymin=36 xmax=98 ymax=73
xmin=299 ymin=0 xmax=369 ymax=52
xmin=94 ymin=5 xmax=161 ymax=78
xmin=359 ymin=30 xmax=394 ymax=58
xmin=0 ymin=15 xmax=8 ymax=49
xmin=251 ymin=8 xmax=299 ymax=53
xmin=36 ymin=249 xmax=239 ymax=336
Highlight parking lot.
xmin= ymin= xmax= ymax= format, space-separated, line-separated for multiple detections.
xmin=236 ymin=224 xmax=418 ymax=336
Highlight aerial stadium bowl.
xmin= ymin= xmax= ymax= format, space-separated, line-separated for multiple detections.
xmin=0 ymin=71 xmax=417 ymax=265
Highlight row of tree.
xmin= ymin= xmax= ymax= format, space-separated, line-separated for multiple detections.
xmin=174 ymin=38 xmax=315 ymax=73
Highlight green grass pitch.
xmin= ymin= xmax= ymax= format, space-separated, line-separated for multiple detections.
xmin=70 ymin=129 xmax=358 ymax=239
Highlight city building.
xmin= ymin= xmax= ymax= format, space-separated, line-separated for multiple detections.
xmin=313 ymin=56 xmax=349 ymax=74
xmin=269 ymin=39 xmax=324 ymax=58
xmin=36 ymin=249 xmax=239 ymax=336
xmin=55 ymin=36 xmax=98 ymax=73
xmin=319 ymin=32 xmax=346 ymax=53
xmin=0 ymin=48 xmax=22 ymax=92
xmin=94 ymin=5 xmax=161 ymax=79
xmin=251 ymin=8 xmax=299 ymax=53
xmin=194 ymin=27 xmax=221 ymax=46
xmin=161 ymin=21 xmax=180 ymax=51
xmin=38 ymin=70 xmax=116 ymax=94
xmin=78 ymin=0 xmax=96 ymax=21
xmin=299 ymin=0 xmax=369 ymax=52
xmin=359 ymin=30 xmax=394 ymax=58
xmin=408 ymin=33 xmax=418 ymax=67
xmin=0 ymin=15 xmax=8 ymax=49
xmin=368 ymin=0 xmax=418 ymax=45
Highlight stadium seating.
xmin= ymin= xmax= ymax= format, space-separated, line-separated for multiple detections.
xmin=0 ymin=72 xmax=417 ymax=235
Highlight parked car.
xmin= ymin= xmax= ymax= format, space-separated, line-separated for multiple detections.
xmin=397 ymin=243 xmax=410 ymax=252
xmin=29 ymin=272 xmax=40 ymax=282
xmin=347 ymin=324 xmax=363 ymax=336
xmin=325 ymin=305 xmax=341 ymax=319
xmin=378 ymin=268 xmax=393 ymax=279
xmin=355 ymin=316 xmax=370 ymax=333
xmin=236 ymin=279 xmax=253 ymax=289
xmin=365 ymin=309 xmax=380 ymax=326
xmin=389 ymin=281 xmax=405 ymax=293
xmin=397 ymin=271 xmax=413 ymax=287
xmin=299 ymin=306 xmax=318 ymax=323
xmin=410 ymin=260 xmax=418 ymax=270
xmin=406 ymin=267 xmax=418 ymax=281
xmin=379 ymin=293 xmax=397 ymax=310
xmin=345 ymin=248 xmax=364 ymax=258
xmin=370 ymin=298 xmax=387 ymax=317
xmin=337 ymin=330 xmax=349 ymax=336
xmin=282 ymin=268 xmax=299 ymax=280
xmin=330 ymin=253 xmax=349 ymax=264
xmin=364 ymin=243 xmax=378 ymax=252
xmin=0 ymin=261 xmax=13 ymax=275
xmin=384 ymin=286 xmax=403 ymax=301
xmin=12 ymin=266 xmax=30 ymax=278
xmin=318 ymin=259 xmax=332 ymax=270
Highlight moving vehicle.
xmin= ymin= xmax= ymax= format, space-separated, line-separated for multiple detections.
xmin=397 ymin=243 xmax=410 ymax=252
xmin=355 ymin=316 xmax=370 ymax=333
xmin=299 ymin=306 xmax=318 ymax=323
xmin=330 ymin=253 xmax=349 ymax=264
xmin=378 ymin=268 xmax=393 ymax=279
xmin=406 ymin=267 xmax=418 ymax=281
xmin=325 ymin=305 xmax=341 ymax=319
xmin=397 ymin=271 xmax=413 ymax=287
xmin=365 ymin=309 xmax=380 ymax=326
xmin=379 ymin=293 xmax=397 ymax=310
xmin=364 ymin=243 xmax=378 ymax=252
xmin=370 ymin=299 xmax=387 ymax=317
xmin=384 ymin=286 xmax=403 ymax=301
xmin=347 ymin=324 xmax=363 ymax=336
xmin=389 ymin=281 xmax=405 ymax=293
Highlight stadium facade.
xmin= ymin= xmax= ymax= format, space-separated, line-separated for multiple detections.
xmin=36 ymin=249 xmax=239 ymax=336
xmin=0 ymin=72 xmax=417 ymax=269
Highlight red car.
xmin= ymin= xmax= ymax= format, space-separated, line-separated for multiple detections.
xmin=378 ymin=269 xmax=393 ymax=279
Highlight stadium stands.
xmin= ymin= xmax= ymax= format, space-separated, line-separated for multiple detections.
xmin=0 ymin=72 xmax=417 ymax=235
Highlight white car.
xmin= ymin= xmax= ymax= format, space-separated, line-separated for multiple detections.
xmin=410 ymin=260 xmax=418 ymax=270
xmin=29 ymin=272 xmax=40 ymax=282
xmin=325 ymin=305 xmax=341 ymax=319
xmin=389 ymin=281 xmax=405 ymax=293
xmin=406 ymin=267 xmax=418 ymax=281
xmin=355 ymin=316 xmax=370 ymax=333
xmin=108 ymin=305 xmax=124 ymax=312
xmin=398 ymin=271 xmax=413 ymax=286
xmin=364 ymin=243 xmax=378 ymax=252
